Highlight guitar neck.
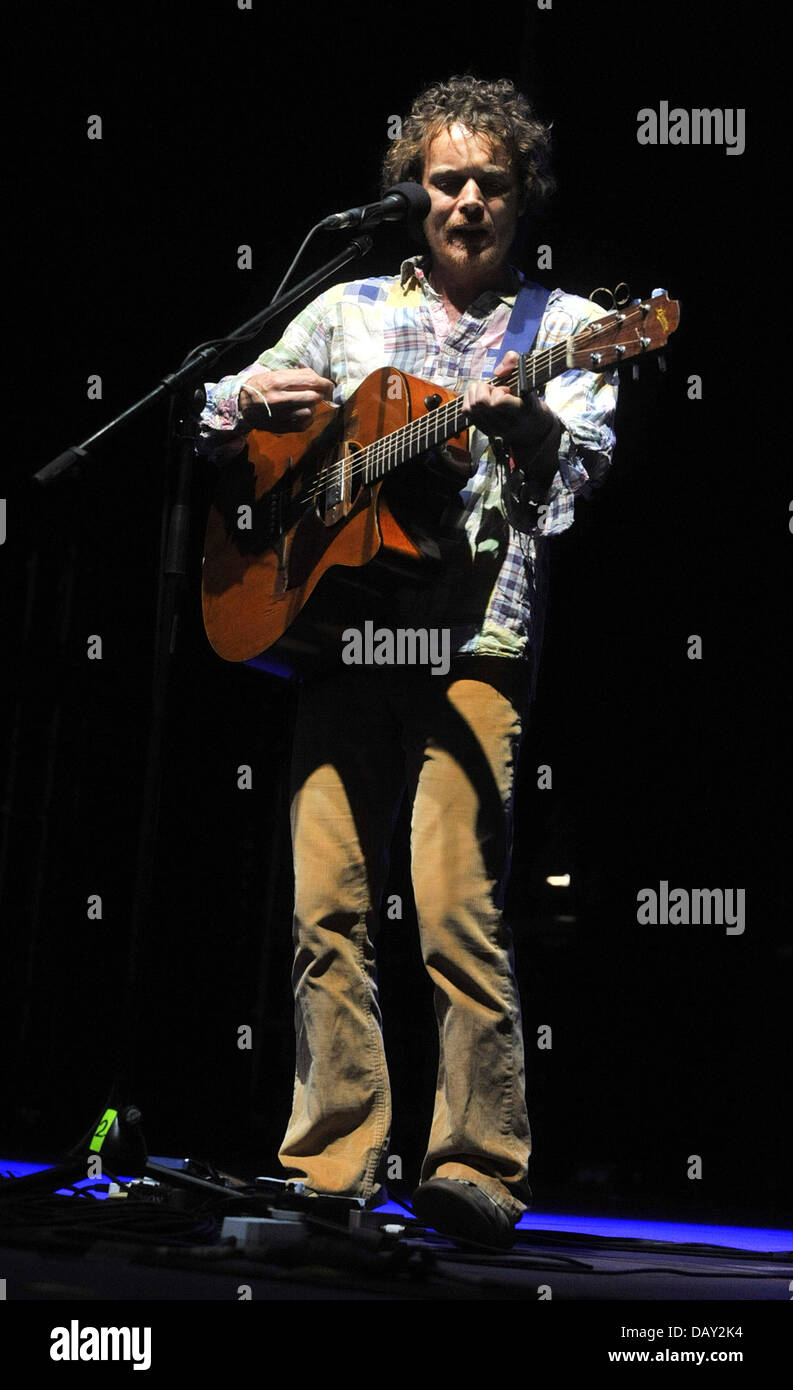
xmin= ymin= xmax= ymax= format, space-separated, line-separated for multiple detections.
xmin=361 ymin=340 xmax=569 ymax=483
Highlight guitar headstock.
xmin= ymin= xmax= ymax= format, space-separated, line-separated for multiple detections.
xmin=568 ymin=290 xmax=680 ymax=372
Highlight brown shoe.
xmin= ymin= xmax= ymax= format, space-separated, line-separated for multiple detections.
xmin=410 ymin=1178 xmax=518 ymax=1251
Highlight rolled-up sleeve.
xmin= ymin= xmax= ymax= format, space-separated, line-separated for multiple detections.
xmin=197 ymin=292 xmax=333 ymax=461
xmin=534 ymin=298 xmax=619 ymax=535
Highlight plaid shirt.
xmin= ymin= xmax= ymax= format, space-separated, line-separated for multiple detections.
xmin=199 ymin=255 xmax=617 ymax=664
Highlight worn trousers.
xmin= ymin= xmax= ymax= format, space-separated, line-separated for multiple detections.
xmin=278 ymin=657 xmax=533 ymax=1223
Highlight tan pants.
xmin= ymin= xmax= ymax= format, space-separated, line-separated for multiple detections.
xmin=278 ymin=658 xmax=533 ymax=1223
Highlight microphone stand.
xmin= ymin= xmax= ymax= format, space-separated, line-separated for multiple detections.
xmin=35 ymin=236 xmax=372 ymax=490
xmin=17 ymin=234 xmax=373 ymax=1198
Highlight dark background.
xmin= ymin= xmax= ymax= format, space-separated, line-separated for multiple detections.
xmin=3 ymin=1 xmax=786 ymax=1226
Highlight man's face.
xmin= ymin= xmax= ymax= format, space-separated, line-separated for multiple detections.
xmin=420 ymin=122 xmax=521 ymax=282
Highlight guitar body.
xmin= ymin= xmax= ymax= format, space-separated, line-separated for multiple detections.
xmin=202 ymin=367 xmax=470 ymax=663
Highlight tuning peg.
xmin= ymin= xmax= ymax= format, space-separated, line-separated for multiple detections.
xmin=651 ymin=287 xmax=667 ymax=297
xmin=657 ymin=353 xmax=667 ymax=373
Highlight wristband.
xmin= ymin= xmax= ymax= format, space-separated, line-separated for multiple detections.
xmin=239 ymin=379 xmax=273 ymax=421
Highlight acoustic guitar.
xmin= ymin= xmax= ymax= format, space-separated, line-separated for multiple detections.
xmin=202 ymin=290 xmax=679 ymax=666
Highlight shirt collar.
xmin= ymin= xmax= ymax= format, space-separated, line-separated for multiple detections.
xmin=399 ymin=253 xmax=524 ymax=313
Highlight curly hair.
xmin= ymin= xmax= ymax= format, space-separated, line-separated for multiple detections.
xmin=381 ymin=74 xmax=555 ymax=215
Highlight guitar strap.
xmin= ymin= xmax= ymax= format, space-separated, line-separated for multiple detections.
xmin=497 ymin=280 xmax=553 ymax=709
xmin=498 ymin=279 xmax=551 ymax=362
xmin=494 ymin=279 xmax=553 ymax=538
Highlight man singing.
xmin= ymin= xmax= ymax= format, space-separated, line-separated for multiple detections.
xmin=199 ymin=75 xmax=617 ymax=1249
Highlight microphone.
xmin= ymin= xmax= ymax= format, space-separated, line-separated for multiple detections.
xmin=318 ymin=182 xmax=431 ymax=231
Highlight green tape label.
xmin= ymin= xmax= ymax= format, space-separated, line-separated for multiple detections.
xmin=88 ymin=1107 xmax=118 ymax=1153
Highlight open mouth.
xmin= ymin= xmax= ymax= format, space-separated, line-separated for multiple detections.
xmin=448 ymin=226 xmax=490 ymax=243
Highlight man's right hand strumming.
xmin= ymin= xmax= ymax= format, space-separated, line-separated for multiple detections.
xmin=238 ymin=367 xmax=335 ymax=434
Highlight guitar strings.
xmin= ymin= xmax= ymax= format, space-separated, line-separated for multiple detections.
xmin=289 ymin=338 xmax=572 ymax=511
xmin=237 ymin=293 xmax=666 ymax=536
xmin=278 ymin=294 xmax=649 ymax=514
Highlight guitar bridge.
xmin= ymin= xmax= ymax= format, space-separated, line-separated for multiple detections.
xmin=324 ymin=458 xmax=346 ymax=524
xmin=319 ymin=442 xmax=363 ymax=525
xmin=275 ymin=530 xmax=292 ymax=594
